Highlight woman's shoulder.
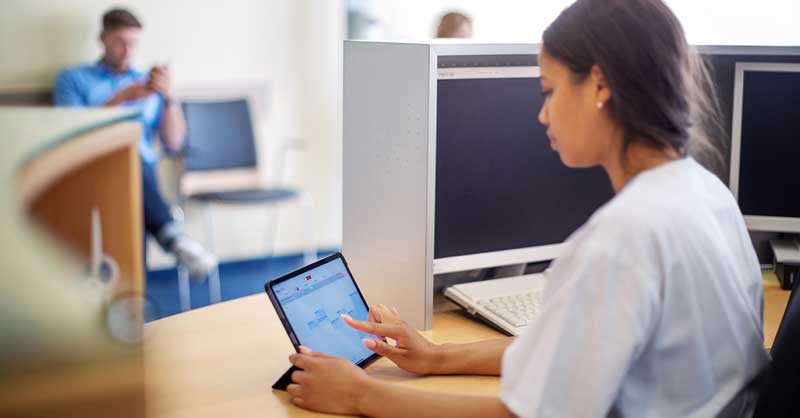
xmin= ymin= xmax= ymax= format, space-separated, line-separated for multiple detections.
xmin=569 ymin=159 xmax=706 ymax=244
xmin=578 ymin=185 xmax=662 ymax=240
xmin=573 ymin=157 xmax=740 ymax=253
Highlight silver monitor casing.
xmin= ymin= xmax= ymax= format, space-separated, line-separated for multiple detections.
xmin=343 ymin=41 xmax=541 ymax=329
xmin=729 ymin=61 xmax=800 ymax=233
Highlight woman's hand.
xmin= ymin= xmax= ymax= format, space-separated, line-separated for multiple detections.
xmin=287 ymin=346 xmax=378 ymax=415
xmin=287 ymin=347 xmax=514 ymax=418
xmin=343 ymin=304 xmax=443 ymax=375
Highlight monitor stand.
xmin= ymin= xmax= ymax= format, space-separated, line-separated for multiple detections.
xmin=770 ymin=237 xmax=800 ymax=290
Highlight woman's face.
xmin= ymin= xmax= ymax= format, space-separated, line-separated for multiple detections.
xmin=537 ymin=50 xmax=614 ymax=168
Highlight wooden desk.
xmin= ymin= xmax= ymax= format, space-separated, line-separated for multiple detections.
xmin=144 ymin=294 xmax=503 ymax=418
xmin=763 ymin=271 xmax=791 ymax=348
xmin=144 ymin=275 xmax=790 ymax=418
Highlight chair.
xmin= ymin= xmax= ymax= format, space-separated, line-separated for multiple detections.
xmin=175 ymin=98 xmax=317 ymax=311
xmin=749 ymin=275 xmax=800 ymax=418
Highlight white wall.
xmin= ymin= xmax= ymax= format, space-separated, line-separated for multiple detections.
xmin=359 ymin=0 xmax=799 ymax=45
xmin=0 ymin=0 xmax=345 ymax=268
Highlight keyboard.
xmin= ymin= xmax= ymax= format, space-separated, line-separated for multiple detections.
xmin=443 ymin=273 xmax=547 ymax=336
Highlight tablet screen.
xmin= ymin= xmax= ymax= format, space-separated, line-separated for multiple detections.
xmin=271 ymin=257 xmax=376 ymax=364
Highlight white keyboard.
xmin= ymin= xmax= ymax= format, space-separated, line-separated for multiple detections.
xmin=443 ymin=273 xmax=548 ymax=336
xmin=477 ymin=291 xmax=543 ymax=328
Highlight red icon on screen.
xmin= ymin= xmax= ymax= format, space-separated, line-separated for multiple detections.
xmin=306 ymin=275 xmax=312 ymax=281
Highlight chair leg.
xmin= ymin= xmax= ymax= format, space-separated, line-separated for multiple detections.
xmin=208 ymin=266 xmax=222 ymax=305
xmin=299 ymin=194 xmax=317 ymax=265
xmin=203 ymin=202 xmax=222 ymax=304
xmin=177 ymin=264 xmax=191 ymax=312
xmin=263 ymin=206 xmax=278 ymax=260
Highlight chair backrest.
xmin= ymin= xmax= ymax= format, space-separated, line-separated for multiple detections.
xmin=181 ymin=99 xmax=258 ymax=172
xmin=752 ymin=277 xmax=800 ymax=418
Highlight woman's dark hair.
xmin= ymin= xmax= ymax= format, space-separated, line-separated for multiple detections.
xmin=542 ymin=0 xmax=724 ymax=170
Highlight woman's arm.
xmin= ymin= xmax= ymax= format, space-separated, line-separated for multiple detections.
xmin=343 ymin=305 xmax=512 ymax=376
xmin=359 ymin=380 xmax=515 ymax=418
xmin=433 ymin=338 xmax=512 ymax=375
xmin=287 ymin=348 xmax=516 ymax=418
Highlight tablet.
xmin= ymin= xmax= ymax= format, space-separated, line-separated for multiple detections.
xmin=264 ymin=252 xmax=381 ymax=390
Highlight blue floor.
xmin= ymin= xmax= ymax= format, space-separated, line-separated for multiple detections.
xmin=145 ymin=249 xmax=336 ymax=321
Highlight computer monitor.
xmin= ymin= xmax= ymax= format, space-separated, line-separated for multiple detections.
xmin=729 ymin=62 xmax=800 ymax=233
xmin=433 ymin=66 xmax=614 ymax=274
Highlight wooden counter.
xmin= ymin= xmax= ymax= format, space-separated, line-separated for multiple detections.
xmin=0 ymin=107 xmax=146 ymax=418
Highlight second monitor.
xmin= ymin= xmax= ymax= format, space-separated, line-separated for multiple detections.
xmin=730 ymin=62 xmax=800 ymax=233
xmin=434 ymin=66 xmax=614 ymax=274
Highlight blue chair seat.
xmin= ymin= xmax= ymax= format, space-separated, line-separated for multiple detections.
xmin=189 ymin=188 xmax=299 ymax=204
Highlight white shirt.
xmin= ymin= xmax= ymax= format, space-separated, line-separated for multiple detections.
xmin=500 ymin=158 xmax=769 ymax=418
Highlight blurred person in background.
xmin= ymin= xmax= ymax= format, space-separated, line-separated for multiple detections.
xmin=436 ymin=11 xmax=473 ymax=38
xmin=54 ymin=8 xmax=216 ymax=279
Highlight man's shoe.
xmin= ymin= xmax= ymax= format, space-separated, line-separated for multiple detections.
xmin=172 ymin=236 xmax=218 ymax=280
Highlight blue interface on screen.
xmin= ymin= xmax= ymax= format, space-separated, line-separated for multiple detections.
xmin=273 ymin=258 xmax=375 ymax=363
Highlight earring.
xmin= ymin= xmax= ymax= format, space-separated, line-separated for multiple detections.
xmin=596 ymin=101 xmax=604 ymax=110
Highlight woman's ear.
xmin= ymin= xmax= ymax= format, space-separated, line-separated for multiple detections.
xmin=590 ymin=64 xmax=612 ymax=105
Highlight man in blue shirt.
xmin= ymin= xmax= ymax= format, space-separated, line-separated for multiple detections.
xmin=54 ymin=8 xmax=216 ymax=279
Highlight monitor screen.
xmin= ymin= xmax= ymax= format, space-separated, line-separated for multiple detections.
xmin=434 ymin=66 xmax=614 ymax=265
xmin=271 ymin=257 xmax=375 ymax=363
xmin=732 ymin=63 xmax=800 ymax=230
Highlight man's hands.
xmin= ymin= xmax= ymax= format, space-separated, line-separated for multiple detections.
xmin=105 ymin=83 xmax=152 ymax=106
xmin=147 ymin=65 xmax=173 ymax=100
xmin=287 ymin=346 xmax=379 ymax=415
xmin=343 ymin=304 xmax=444 ymax=375
xmin=104 ymin=65 xmax=173 ymax=107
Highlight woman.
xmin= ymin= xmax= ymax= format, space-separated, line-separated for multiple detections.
xmin=286 ymin=0 xmax=769 ymax=417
